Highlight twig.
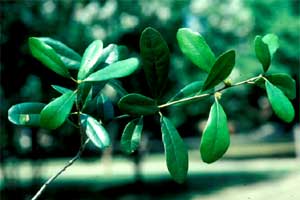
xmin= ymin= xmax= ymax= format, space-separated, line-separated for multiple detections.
xmin=158 ymin=74 xmax=263 ymax=108
xmin=31 ymin=138 xmax=90 ymax=200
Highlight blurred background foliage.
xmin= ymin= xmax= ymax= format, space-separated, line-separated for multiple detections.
xmin=0 ymin=0 xmax=299 ymax=199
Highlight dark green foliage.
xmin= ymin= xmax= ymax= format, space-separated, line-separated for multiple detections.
xmin=8 ymin=27 xmax=295 ymax=184
xmin=140 ymin=27 xmax=170 ymax=98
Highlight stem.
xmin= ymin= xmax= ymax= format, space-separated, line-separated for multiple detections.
xmin=158 ymin=74 xmax=262 ymax=109
xmin=31 ymin=138 xmax=90 ymax=200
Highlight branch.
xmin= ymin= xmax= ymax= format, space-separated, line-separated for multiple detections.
xmin=158 ymin=74 xmax=262 ymax=109
xmin=31 ymin=138 xmax=90 ymax=200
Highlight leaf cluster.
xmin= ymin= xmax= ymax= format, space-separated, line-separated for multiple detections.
xmin=8 ymin=27 xmax=295 ymax=183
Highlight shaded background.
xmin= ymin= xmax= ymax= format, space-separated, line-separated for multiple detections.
xmin=0 ymin=0 xmax=299 ymax=199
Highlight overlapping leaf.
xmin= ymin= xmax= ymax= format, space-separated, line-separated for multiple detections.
xmin=77 ymin=40 xmax=103 ymax=80
xmin=29 ymin=37 xmax=70 ymax=77
xmin=40 ymin=91 xmax=76 ymax=129
xmin=8 ymin=102 xmax=45 ymax=126
xmin=254 ymin=36 xmax=271 ymax=72
xmin=255 ymin=73 xmax=296 ymax=100
xmin=160 ymin=115 xmax=188 ymax=183
xmin=202 ymin=50 xmax=235 ymax=91
xmin=200 ymin=99 xmax=230 ymax=163
xmin=177 ymin=28 xmax=215 ymax=72
xmin=118 ymin=93 xmax=158 ymax=116
xmin=170 ymin=81 xmax=203 ymax=101
xmin=40 ymin=37 xmax=81 ymax=70
xmin=51 ymin=85 xmax=73 ymax=94
xmin=80 ymin=113 xmax=110 ymax=149
xmin=140 ymin=27 xmax=170 ymax=98
xmin=121 ymin=117 xmax=143 ymax=154
xmin=265 ymin=80 xmax=294 ymax=123
xmin=262 ymin=34 xmax=279 ymax=57
xmin=84 ymin=58 xmax=139 ymax=82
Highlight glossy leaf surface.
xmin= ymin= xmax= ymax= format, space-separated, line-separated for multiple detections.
xmin=84 ymin=58 xmax=139 ymax=82
xmin=254 ymin=36 xmax=271 ymax=72
xmin=177 ymin=28 xmax=215 ymax=72
xmin=40 ymin=37 xmax=81 ymax=70
xmin=140 ymin=27 xmax=170 ymax=97
xmin=170 ymin=81 xmax=203 ymax=101
xmin=118 ymin=93 xmax=158 ymax=116
xmin=40 ymin=91 xmax=76 ymax=129
xmin=200 ymin=100 xmax=230 ymax=163
xmin=121 ymin=117 xmax=143 ymax=154
xmin=51 ymin=85 xmax=73 ymax=94
xmin=161 ymin=115 xmax=188 ymax=183
xmin=265 ymin=80 xmax=295 ymax=123
xmin=29 ymin=37 xmax=70 ymax=77
xmin=8 ymin=102 xmax=45 ymax=126
xmin=80 ymin=114 xmax=110 ymax=149
xmin=78 ymin=40 xmax=104 ymax=80
xmin=202 ymin=50 xmax=235 ymax=91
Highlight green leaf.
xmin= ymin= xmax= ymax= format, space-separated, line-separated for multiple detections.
xmin=254 ymin=36 xmax=271 ymax=72
xmin=170 ymin=81 xmax=203 ymax=101
xmin=108 ymin=80 xmax=128 ymax=97
xmin=121 ymin=117 xmax=143 ymax=154
xmin=202 ymin=50 xmax=236 ymax=91
xmin=160 ymin=115 xmax=188 ymax=183
xmin=96 ymin=93 xmax=114 ymax=121
xmin=255 ymin=74 xmax=296 ymax=100
xmin=177 ymin=28 xmax=215 ymax=72
xmin=262 ymin=34 xmax=279 ymax=57
xmin=8 ymin=102 xmax=45 ymax=126
xmin=200 ymin=99 xmax=230 ymax=163
xmin=84 ymin=58 xmax=139 ymax=82
xmin=78 ymin=40 xmax=104 ymax=80
xmin=105 ymin=45 xmax=129 ymax=64
xmin=28 ymin=37 xmax=70 ymax=78
xmin=40 ymin=91 xmax=76 ymax=129
xmin=51 ymin=85 xmax=73 ymax=94
xmin=80 ymin=114 xmax=110 ymax=149
xmin=140 ymin=27 xmax=170 ymax=98
xmin=40 ymin=37 xmax=81 ymax=70
xmin=118 ymin=93 xmax=158 ymax=116
xmin=265 ymin=80 xmax=295 ymax=123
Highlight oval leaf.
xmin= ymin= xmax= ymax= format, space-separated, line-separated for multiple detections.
xmin=177 ymin=28 xmax=215 ymax=72
xmin=40 ymin=91 xmax=76 ymax=129
xmin=255 ymin=73 xmax=296 ymax=100
xmin=40 ymin=37 xmax=81 ymax=70
xmin=254 ymin=35 xmax=271 ymax=72
xmin=265 ymin=80 xmax=295 ymax=123
xmin=28 ymin=37 xmax=70 ymax=78
xmin=80 ymin=114 xmax=110 ymax=149
xmin=160 ymin=115 xmax=188 ymax=183
xmin=200 ymin=100 xmax=230 ymax=163
xmin=84 ymin=58 xmax=139 ymax=82
xmin=140 ymin=27 xmax=170 ymax=98
xmin=78 ymin=40 xmax=103 ymax=80
xmin=202 ymin=50 xmax=235 ymax=91
xmin=118 ymin=93 xmax=158 ymax=116
xmin=121 ymin=117 xmax=143 ymax=154
xmin=266 ymin=74 xmax=296 ymax=100
xmin=170 ymin=81 xmax=203 ymax=101
xmin=8 ymin=102 xmax=45 ymax=126
xmin=262 ymin=34 xmax=279 ymax=57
